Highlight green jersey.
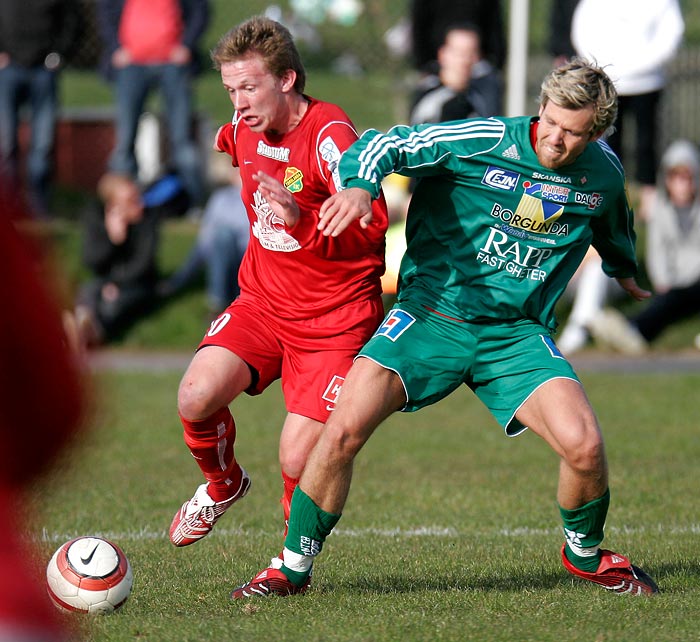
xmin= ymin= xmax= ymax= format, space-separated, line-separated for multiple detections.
xmin=340 ymin=117 xmax=639 ymax=331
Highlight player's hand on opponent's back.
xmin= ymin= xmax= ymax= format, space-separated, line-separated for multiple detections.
xmin=253 ymin=171 xmax=301 ymax=228
xmin=616 ymin=276 xmax=652 ymax=302
xmin=318 ymin=187 xmax=374 ymax=236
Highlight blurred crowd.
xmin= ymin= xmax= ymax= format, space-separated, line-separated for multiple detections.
xmin=1 ymin=0 xmax=698 ymax=353
xmin=549 ymin=0 xmax=696 ymax=354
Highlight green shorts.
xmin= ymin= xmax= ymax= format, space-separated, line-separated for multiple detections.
xmin=358 ymin=302 xmax=579 ymax=436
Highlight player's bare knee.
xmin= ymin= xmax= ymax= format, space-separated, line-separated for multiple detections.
xmin=564 ymin=438 xmax=606 ymax=475
xmin=322 ymin=421 xmax=365 ymax=464
xmin=279 ymin=451 xmax=306 ymax=479
xmin=177 ymin=376 xmax=216 ymax=420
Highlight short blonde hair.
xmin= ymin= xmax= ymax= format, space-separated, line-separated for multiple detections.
xmin=539 ymin=57 xmax=618 ymax=135
xmin=211 ymin=16 xmax=306 ymax=93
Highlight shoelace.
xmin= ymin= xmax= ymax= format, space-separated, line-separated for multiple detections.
xmin=194 ymin=505 xmax=216 ymax=524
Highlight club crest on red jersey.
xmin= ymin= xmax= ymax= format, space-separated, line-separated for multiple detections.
xmin=284 ymin=167 xmax=304 ymax=193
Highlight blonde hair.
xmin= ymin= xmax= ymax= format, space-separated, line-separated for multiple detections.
xmin=539 ymin=57 xmax=618 ymax=135
xmin=211 ymin=16 xmax=306 ymax=93
xmin=96 ymin=173 xmax=143 ymax=223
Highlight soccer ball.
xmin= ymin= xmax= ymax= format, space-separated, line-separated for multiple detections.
xmin=46 ymin=536 xmax=133 ymax=614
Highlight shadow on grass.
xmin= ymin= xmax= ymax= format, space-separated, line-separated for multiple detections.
xmin=321 ymin=557 xmax=700 ymax=596
xmin=316 ymin=560 xmax=700 ymax=595
xmin=326 ymin=567 xmax=565 ymax=594
xmin=649 ymin=559 xmax=700 ymax=593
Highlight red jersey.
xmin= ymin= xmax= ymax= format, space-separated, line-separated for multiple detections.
xmin=215 ymin=98 xmax=388 ymax=321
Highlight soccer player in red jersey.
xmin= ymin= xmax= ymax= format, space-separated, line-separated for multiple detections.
xmin=169 ymin=17 xmax=388 ymax=584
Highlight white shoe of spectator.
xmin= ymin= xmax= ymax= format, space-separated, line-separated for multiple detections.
xmin=557 ymin=324 xmax=590 ymax=355
xmin=588 ymin=308 xmax=648 ymax=355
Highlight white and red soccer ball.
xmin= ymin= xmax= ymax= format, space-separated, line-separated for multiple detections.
xmin=46 ymin=536 xmax=133 ymax=614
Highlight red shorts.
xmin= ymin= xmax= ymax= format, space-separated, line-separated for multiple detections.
xmin=199 ymin=292 xmax=385 ymax=423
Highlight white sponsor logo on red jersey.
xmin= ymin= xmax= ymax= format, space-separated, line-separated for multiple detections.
xmin=322 ymin=375 xmax=345 ymax=407
xmin=251 ymin=191 xmax=301 ymax=252
xmin=256 ymin=140 xmax=290 ymax=162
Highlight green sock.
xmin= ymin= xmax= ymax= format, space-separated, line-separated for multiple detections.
xmin=280 ymin=564 xmax=312 ymax=588
xmin=560 ymin=488 xmax=610 ymax=573
xmin=281 ymin=487 xmax=341 ymax=586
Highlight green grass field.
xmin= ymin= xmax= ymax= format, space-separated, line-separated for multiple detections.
xmin=29 ymin=368 xmax=700 ymax=642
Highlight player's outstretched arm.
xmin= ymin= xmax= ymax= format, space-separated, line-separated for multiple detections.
xmin=318 ymin=187 xmax=374 ymax=237
xmin=616 ymin=276 xmax=652 ymax=302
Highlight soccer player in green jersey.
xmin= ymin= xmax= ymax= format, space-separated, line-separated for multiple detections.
xmin=232 ymin=58 xmax=659 ymax=598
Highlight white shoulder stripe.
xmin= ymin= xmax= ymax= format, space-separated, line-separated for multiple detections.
xmin=357 ymin=120 xmax=505 ymax=182
xmin=358 ymin=120 xmax=503 ymax=166
xmin=597 ymin=139 xmax=625 ymax=179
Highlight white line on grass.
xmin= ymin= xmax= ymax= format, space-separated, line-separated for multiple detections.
xmin=36 ymin=523 xmax=700 ymax=544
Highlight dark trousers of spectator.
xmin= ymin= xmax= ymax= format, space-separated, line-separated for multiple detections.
xmin=161 ymin=225 xmax=246 ymax=313
xmin=607 ymin=90 xmax=662 ymax=187
xmin=632 ymin=279 xmax=700 ymax=342
xmin=0 ymin=63 xmax=57 ymax=215
xmin=78 ymin=278 xmax=156 ymax=341
xmin=109 ymin=63 xmax=205 ymax=206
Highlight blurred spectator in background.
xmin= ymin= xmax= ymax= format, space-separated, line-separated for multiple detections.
xmin=548 ymin=0 xmax=579 ymax=68
xmin=410 ymin=22 xmax=503 ymax=125
xmin=378 ymin=173 xmax=411 ymax=297
xmin=158 ymin=157 xmax=249 ymax=317
xmin=572 ymin=0 xmax=685 ymax=220
xmin=409 ymin=0 xmax=505 ymax=75
xmin=73 ymin=172 xmax=165 ymax=348
xmin=589 ymin=140 xmax=700 ymax=354
xmin=401 ymin=23 xmax=501 ymax=301
xmin=556 ymin=247 xmax=622 ymax=355
xmin=96 ymin=0 xmax=210 ymax=210
xmin=401 ymin=23 xmax=501 ymax=296
xmin=0 ymin=0 xmax=81 ymax=217
xmin=0 ymin=182 xmax=86 ymax=641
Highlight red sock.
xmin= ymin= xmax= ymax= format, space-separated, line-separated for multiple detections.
xmin=281 ymin=471 xmax=299 ymax=537
xmin=180 ymin=407 xmax=242 ymax=501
